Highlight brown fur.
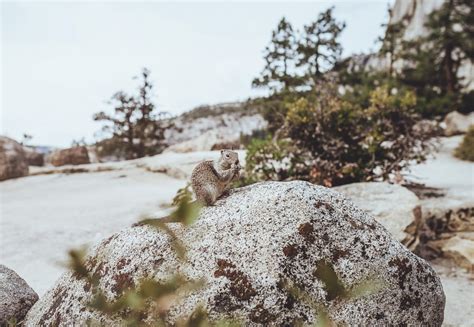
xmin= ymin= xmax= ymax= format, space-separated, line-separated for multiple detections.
xmin=191 ymin=150 xmax=240 ymax=206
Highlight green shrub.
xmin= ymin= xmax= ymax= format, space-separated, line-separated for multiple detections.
xmin=244 ymin=136 xmax=307 ymax=185
xmin=415 ymin=92 xmax=458 ymax=118
xmin=239 ymin=129 xmax=268 ymax=148
xmin=93 ymin=69 xmax=169 ymax=160
xmin=454 ymin=126 xmax=474 ymax=161
xmin=460 ymin=91 xmax=474 ymax=114
xmin=246 ymin=84 xmax=437 ymax=187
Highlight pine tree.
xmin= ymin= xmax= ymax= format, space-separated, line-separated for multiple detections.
xmin=252 ymin=17 xmax=298 ymax=93
xmin=379 ymin=8 xmax=407 ymax=78
xmin=424 ymin=0 xmax=473 ymax=94
xmin=394 ymin=0 xmax=473 ymax=116
xmin=297 ymin=7 xmax=345 ymax=87
xmin=93 ymin=68 xmax=169 ymax=159
xmin=401 ymin=0 xmax=473 ymax=95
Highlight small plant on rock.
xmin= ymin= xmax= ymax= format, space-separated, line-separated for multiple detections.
xmin=65 ymin=189 xmax=219 ymax=326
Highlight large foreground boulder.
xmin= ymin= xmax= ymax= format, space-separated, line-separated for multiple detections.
xmin=0 ymin=265 xmax=39 ymax=325
xmin=0 ymin=136 xmax=29 ymax=181
xmin=334 ymin=182 xmax=420 ymax=242
xmin=48 ymin=146 xmax=90 ymax=167
xmin=25 ymin=181 xmax=445 ymax=326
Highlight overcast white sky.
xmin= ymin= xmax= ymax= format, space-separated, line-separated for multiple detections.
xmin=1 ymin=1 xmax=393 ymax=147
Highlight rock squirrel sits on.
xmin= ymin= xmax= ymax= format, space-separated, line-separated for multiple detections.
xmin=191 ymin=149 xmax=241 ymax=206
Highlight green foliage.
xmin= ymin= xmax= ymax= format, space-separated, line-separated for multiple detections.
xmin=280 ymin=260 xmax=384 ymax=327
xmin=246 ymin=83 xmax=437 ymax=187
xmin=454 ymin=126 xmax=474 ymax=161
xmin=394 ymin=0 xmax=473 ymax=117
xmin=252 ymin=18 xmax=300 ymax=92
xmin=249 ymin=94 xmax=292 ymax=133
xmin=379 ymin=14 xmax=407 ymax=78
xmin=244 ymin=136 xmax=307 ymax=185
xmin=239 ymin=129 xmax=268 ymax=148
xmin=139 ymin=185 xmax=201 ymax=260
xmin=423 ymin=0 xmax=473 ymax=93
xmin=93 ymin=68 xmax=169 ymax=160
xmin=252 ymin=8 xmax=345 ymax=94
xmin=337 ymin=68 xmax=400 ymax=109
xmin=297 ymin=7 xmax=345 ymax=87
xmin=460 ymin=91 xmax=474 ymax=114
xmin=68 ymin=246 xmax=204 ymax=326
xmin=415 ymin=92 xmax=458 ymax=118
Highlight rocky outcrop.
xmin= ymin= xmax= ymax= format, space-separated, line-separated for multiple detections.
xmin=26 ymin=181 xmax=445 ymax=326
xmin=413 ymin=205 xmax=474 ymax=262
xmin=0 ymin=265 xmax=38 ymax=325
xmin=390 ymin=0 xmax=445 ymax=41
xmin=443 ymin=111 xmax=474 ymax=136
xmin=334 ymin=182 xmax=420 ymax=242
xmin=48 ymin=146 xmax=90 ymax=167
xmin=23 ymin=147 xmax=45 ymax=166
xmin=163 ymin=102 xmax=267 ymax=153
xmin=403 ymin=136 xmax=474 ymax=268
xmin=0 ymin=136 xmax=29 ymax=181
xmin=165 ymin=130 xmax=225 ymax=153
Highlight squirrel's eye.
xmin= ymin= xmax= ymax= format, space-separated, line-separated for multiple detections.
xmin=226 ymin=154 xmax=229 ymax=158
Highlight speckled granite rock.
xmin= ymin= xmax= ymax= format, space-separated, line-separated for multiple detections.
xmin=0 ymin=136 xmax=29 ymax=181
xmin=0 ymin=265 xmax=38 ymax=325
xmin=25 ymin=181 xmax=445 ymax=326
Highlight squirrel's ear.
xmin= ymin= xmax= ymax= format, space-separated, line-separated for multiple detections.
xmin=220 ymin=150 xmax=224 ymax=155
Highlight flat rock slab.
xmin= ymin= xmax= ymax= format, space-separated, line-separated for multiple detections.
xmin=334 ymin=182 xmax=420 ymax=242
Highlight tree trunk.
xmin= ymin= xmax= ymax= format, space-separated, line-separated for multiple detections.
xmin=444 ymin=0 xmax=455 ymax=94
xmin=444 ymin=45 xmax=455 ymax=94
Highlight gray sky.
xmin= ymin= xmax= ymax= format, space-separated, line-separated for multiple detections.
xmin=1 ymin=1 xmax=393 ymax=147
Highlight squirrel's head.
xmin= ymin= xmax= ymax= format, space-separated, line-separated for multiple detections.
xmin=220 ymin=149 xmax=239 ymax=168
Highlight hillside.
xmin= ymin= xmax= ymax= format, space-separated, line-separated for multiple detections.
xmin=163 ymin=101 xmax=267 ymax=152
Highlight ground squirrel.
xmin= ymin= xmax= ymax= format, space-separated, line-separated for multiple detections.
xmin=133 ymin=150 xmax=241 ymax=227
xmin=191 ymin=149 xmax=241 ymax=206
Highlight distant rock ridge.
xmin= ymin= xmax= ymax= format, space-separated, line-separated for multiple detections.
xmin=164 ymin=102 xmax=267 ymax=153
